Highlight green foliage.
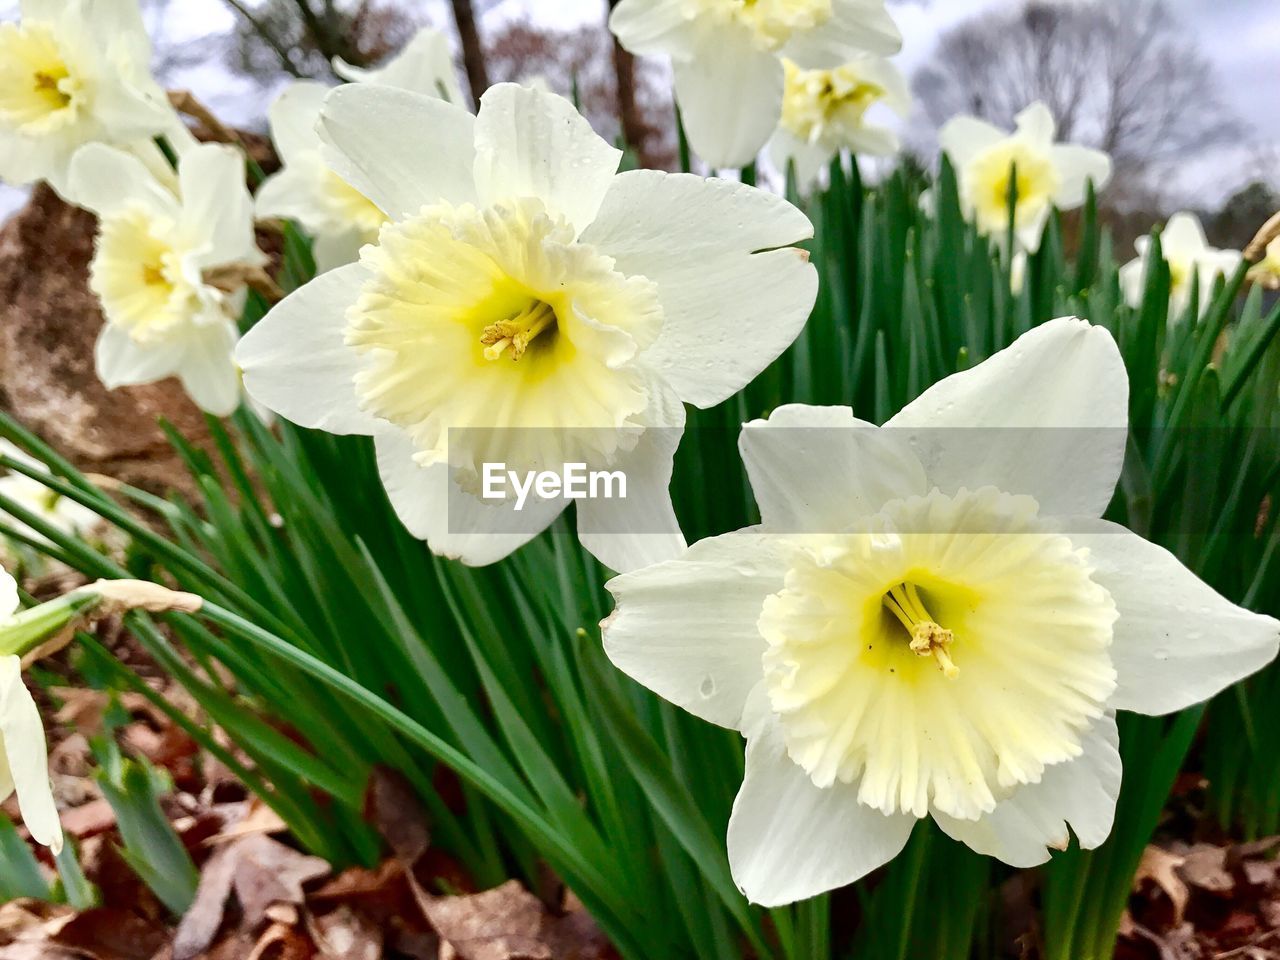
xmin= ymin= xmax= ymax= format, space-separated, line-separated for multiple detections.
xmin=0 ymin=150 xmax=1276 ymax=958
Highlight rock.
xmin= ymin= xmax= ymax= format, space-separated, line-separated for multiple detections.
xmin=0 ymin=183 xmax=211 ymax=493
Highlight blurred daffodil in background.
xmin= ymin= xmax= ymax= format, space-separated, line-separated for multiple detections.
xmin=1120 ymin=211 xmax=1243 ymax=317
xmin=610 ymin=0 xmax=902 ymax=168
xmin=0 ymin=0 xmax=177 ymax=196
xmin=769 ymin=55 xmax=911 ymax=189
xmin=68 ymin=142 xmax=264 ymax=416
xmin=256 ymin=27 xmax=463 ymax=273
xmin=238 ymin=82 xmax=817 ymax=572
xmin=940 ymin=102 xmax=1111 ymax=253
xmin=603 ymin=317 xmax=1280 ymax=906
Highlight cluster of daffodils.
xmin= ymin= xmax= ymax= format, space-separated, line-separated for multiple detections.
xmin=611 ymin=0 xmax=903 ymax=169
xmin=239 ymin=82 xmax=817 ymax=573
xmin=939 ymin=103 xmax=1112 ymax=254
xmin=602 ymin=318 xmax=1280 ymax=905
xmin=1120 ymin=212 xmax=1243 ymax=318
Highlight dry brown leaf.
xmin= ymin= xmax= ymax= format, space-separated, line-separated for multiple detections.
xmin=1179 ymin=843 xmax=1235 ymax=896
xmin=305 ymin=905 xmax=382 ymax=960
xmin=1137 ymin=845 xmax=1192 ymax=926
xmin=48 ymin=907 xmax=169 ymax=960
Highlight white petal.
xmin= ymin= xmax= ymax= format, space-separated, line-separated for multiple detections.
xmin=886 ymin=317 xmax=1129 ymax=519
xmin=1161 ymin=212 xmax=1209 ymax=257
xmin=1119 ymin=256 xmax=1145 ymax=309
xmin=179 ymin=144 xmax=261 ymax=268
xmin=781 ymin=0 xmax=903 ymax=67
xmin=236 ymin=262 xmax=379 ymax=435
xmin=1069 ymin=520 xmax=1280 ymax=715
xmin=939 ymin=116 xmax=1005 ymax=169
xmin=602 ymin=531 xmax=789 ymax=730
xmin=672 ymin=35 xmax=783 ymax=169
xmin=95 ymin=323 xmax=186 ymax=388
xmin=267 ymin=81 xmax=328 ymax=165
xmin=1051 ymin=145 xmax=1112 ymax=210
xmin=0 ymin=657 xmax=62 ymax=853
xmin=1014 ymin=102 xmax=1056 ymax=146
xmin=609 ymin=0 xmax=700 ymax=59
xmin=254 ymin=160 xmax=326 ymax=225
xmin=727 ymin=697 xmax=916 ymax=905
xmin=311 ymin=228 xmax=368 ymax=273
xmin=0 ymin=569 xmax=17 ymax=619
xmin=66 ymin=143 xmax=177 ymax=221
xmin=319 ymin=85 xmax=478 ymax=220
xmin=472 ymin=83 xmax=621 ymax=235
xmin=576 ymin=388 xmax=687 ymax=573
xmin=336 ymin=27 xmax=464 ymax=105
xmin=933 ymin=714 xmax=1120 ymax=867
xmin=767 ymin=129 xmax=833 ymax=190
xmin=581 ymin=170 xmax=816 ymax=408
xmin=739 ymin=404 xmax=927 ymax=532
xmin=176 ymin=322 xmax=241 ymax=417
xmin=374 ymin=429 xmax=563 ymax=566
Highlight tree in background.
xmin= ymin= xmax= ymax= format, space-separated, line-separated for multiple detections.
xmin=912 ymin=0 xmax=1240 ymax=206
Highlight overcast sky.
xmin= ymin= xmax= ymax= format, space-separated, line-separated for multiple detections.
xmin=1 ymin=0 xmax=1276 ymax=219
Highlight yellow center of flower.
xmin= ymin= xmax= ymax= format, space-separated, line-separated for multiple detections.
xmin=346 ymin=198 xmax=664 ymax=477
xmin=965 ymin=141 xmax=1061 ymax=235
xmin=758 ymin=487 xmax=1118 ymax=821
xmin=780 ymin=59 xmax=885 ymax=146
xmin=693 ymin=0 xmax=832 ymax=49
xmin=90 ymin=207 xmax=200 ymax=343
xmin=1166 ymin=256 xmax=1190 ymax=294
xmin=0 ymin=22 xmax=83 ymax=133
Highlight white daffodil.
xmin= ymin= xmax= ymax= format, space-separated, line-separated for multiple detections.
xmin=237 ymin=83 xmax=817 ymax=573
xmin=610 ymin=0 xmax=902 ymax=168
xmin=0 ymin=0 xmax=175 ymax=195
xmin=603 ymin=317 xmax=1279 ymax=906
xmin=1120 ymin=212 xmax=1243 ymax=317
xmin=940 ymin=102 xmax=1111 ymax=253
xmin=0 ymin=442 xmax=99 ymax=543
xmin=768 ymin=56 xmax=909 ymax=188
xmin=67 ymin=141 xmax=263 ymax=416
xmin=256 ymin=27 xmax=464 ymax=273
xmin=0 ymin=567 xmax=62 ymax=853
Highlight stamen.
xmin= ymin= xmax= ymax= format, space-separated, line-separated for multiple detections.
xmin=480 ymin=300 xmax=556 ymax=361
xmin=882 ymin=582 xmax=959 ymax=678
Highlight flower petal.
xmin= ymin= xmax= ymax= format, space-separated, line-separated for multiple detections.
xmin=335 ymin=27 xmax=464 ymax=105
xmin=939 ymin=116 xmax=1005 ymax=169
xmin=95 ymin=323 xmax=186 ymax=388
xmin=1050 ymin=144 xmax=1112 ymax=210
xmin=179 ymin=144 xmax=261 ymax=268
xmin=472 ymin=83 xmax=621 ymax=235
xmin=767 ymin=129 xmax=833 ymax=190
xmin=374 ymin=429 xmax=564 ymax=566
xmin=236 ymin=262 xmax=380 ymax=436
xmin=886 ymin=317 xmax=1129 ymax=519
xmin=176 ymin=322 xmax=241 ymax=417
xmin=933 ymin=713 xmax=1120 ymax=867
xmin=739 ymin=404 xmax=927 ymax=533
xmin=727 ymin=696 xmax=916 ymax=905
xmin=0 ymin=657 xmax=61 ymax=852
xmin=781 ymin=0 xmax=903 ymax=67
xmin=576 ymin=388 xmax=687 ymax=573
xmin=255 ymin=160 xmax=326 ymax=225
xmin=1070 ymin=520 xmax=1280 ymax=715
xmin=267 ymin=81 xmax=327 ymax=165
xmin=581 ymin=170 xmax=816 ymax=408
xmin=603 ymin=531 xmax=789 ymax=730
xmin=319 ymin=85 xmax=478 ymax=220
xmin=0 ymin=569 xmax=17 ymax=619
xmin=67 ymin=143 xmax=177 ymax=221
xmin=609 ymin=0 xmax=700 ymax=59
xmin=1014 ymin=102 xmax=1056 ymax=145
xmin=672 ymin=34 xmax=783 ymax=169
xmin=1161 ymin=212 xmax=1209 ymax=257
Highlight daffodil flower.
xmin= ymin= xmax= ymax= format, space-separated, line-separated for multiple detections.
xmin=768 ymin=56 xmax=909 ymax=188
xmin=0 ymin=0 xmax=175 ymax=196
xmin=940 ymin=103 xmax=1111 ymax=253
xmin=68 ymin=141 xmax=264 ymax=416
xmin=1120 ymin=212 xmax=1242 ymax=317
xmin=256 ymin=27 xmax=463 ymax=273
xmin=0 ymin=567 xmax=62 ymax=853
xmin=610 ymin=0 xmax=902 ymax=168
xmin=0 ymin=442 xmax=99 ymax=545
xmin=237 ymin=83 xmax=817 ymax=572
xmin=602 ymin=317 xmax=1279 ymax=906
